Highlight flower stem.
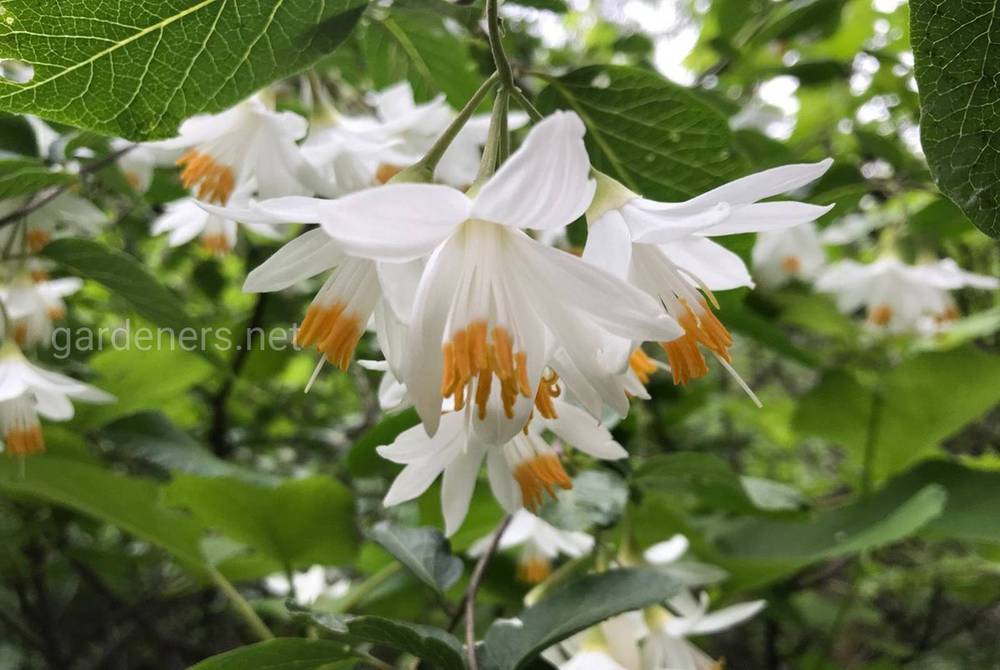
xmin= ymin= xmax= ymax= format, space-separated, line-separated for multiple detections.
xmin=413 ymin=72 xmax=501 ymax=177
xmin=486 ymin=0 xmax=514 ymax=92
xmin=207 ymin=566 xmax=275 ymax=642
xmin=476 ymin=90 xmax=510 ymax=183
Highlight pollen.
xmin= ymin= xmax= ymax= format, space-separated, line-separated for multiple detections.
xmin=12 ymin=322 xmax=28 ymax=346
xmin=200 ymin=232 xmax=232 ymax=256
xmin=441 ymin=322 xmax=532 ymax=420
xmin=26 ymin=229 xmax=52 ymax=252
xmin=516 ymin=555 xmax=552 ymax=583
xmin=868 ymin=303 xmax=894 ymax=327
xmin=936 ymin=304 xmax=960 ymax=323
xmin=47 ymin=306 xmax=65 ymax=320
xmin=30 ymin=269 xmax=50 ymax=282
xmin=124 ymin=171 xmax=142 ymax=190
xmin=176 ymin=150 xmax=236 ymax=204
xmin=296 ymin=302 xmax=363 ymax=371
xmin=4 ymin=425 xmax=44 ymax=457
xmin=513 ymin=453 xmax=573 ymax=511
xmin=533 ymin=370 xmax=561 ymax=420
xmin=629 ymin=348 xmax=658 ymax=385
xmin=375 ymin=163 xmax=404 ymax=184
xmin=661 ymin=299 xmax=733 ymax=385
xmin=781 ymin=256 xmax=802 ymax=274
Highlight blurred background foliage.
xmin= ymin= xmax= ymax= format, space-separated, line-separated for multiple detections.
xmin=1 ymin=0 xmax=999 ymax=669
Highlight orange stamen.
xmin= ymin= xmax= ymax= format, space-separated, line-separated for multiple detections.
xmin=661 ymin=299 xmax=732 ymax=385
xmin=516 ymin=556 xmax=552 ymax=583
xmin=629 ymin=348 xmax=658 ymax=385
xmin=26 ymin=230 xmax=52 ymax=252
xmin=781 ymin=256 xmax=802 ymax=274
xmin=176 ymin=150 xmax=236 ymax=204
xmin=513 ymin=453 xmax=573 ymax=511
xmin=868 ymin=304 xmax=894 ymax=327
xmin=295 ymin=302 xmax=363 ymax=371
xmin=375 ymin=163 xmax=404 ymax=185
xmin=5 ymin=426 xmax=44 ymax=457
xmin=533 ymin=370 xmax=561 ymax=420
xmin=442 ymin=323 xmax=531 ymax=420
xmin=200 ymin=233 xmax=232 ymax=255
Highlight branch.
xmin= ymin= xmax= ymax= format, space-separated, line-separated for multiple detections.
xmin=462 ymin=515 xmax=512 ymax=670
xmin=0 ymin=145 xmax=134 ymax=230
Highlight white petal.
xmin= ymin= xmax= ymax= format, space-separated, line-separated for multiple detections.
xmin=643 ymin=535 xmax=690 ymax=565
xmin=471 ymin=111 xmax=596 ymax=230
xmin=699 ymin=201 xmax=834 ymax=236
xmin=582 ymin=210 xmax=632 ymax=279
xmin=487 ymin=446 xmax=522 ymax=514
xmin=545 ymin=401 xmax=627 ymax=460
xmin=442 ymin=439 xmax=489 ymax=536
xmin=660 ymin=237 xmax=754 ymax=291
xmin=680 ymin=159 xmax=832 ymax=208
xmin=382 ymin=459 xmax=447 ymax=506
xmin=32 ymin=387 xmax=74 ymax=421
xmin=243 ymin=229 xmax=344 ymax=293
xmin=687 ymin=600 xmax=766 ymax=635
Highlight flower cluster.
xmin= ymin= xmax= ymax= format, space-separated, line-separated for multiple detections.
xmin=190 ymin=93 xmax=835 ymax=533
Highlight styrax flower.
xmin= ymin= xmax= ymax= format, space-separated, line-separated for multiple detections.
xmin=151 ymin=195 xmax=281 ymax=255
xmin=584 ymin=160 xmax=832 ymax=388
xmin=152 ymin=96 xmax=332 ymax=204
xmin=0 ymin=274 xmax=82 ymax=348
xmin=247 ymin=112 xmax=680 ymax=443
xmin=751 ymin=221 xmax=826 ymax=289
xmin=0 ymin=192 xmax=107 ymax=252
xmin=377 ymin=397 xmax=627 ymax=535
xmin=112 ymin=139 xmax=180 ymax=194
xmin=468 ymin=509 xmax=594 ymax=583
xmin=0 ymin=341 xmax=113 ymax=456
xmin=816 ymin=256 xmax=999 ymax=333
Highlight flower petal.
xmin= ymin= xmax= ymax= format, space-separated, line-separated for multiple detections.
xmin=442 ymin=438 xmax=489 ymax=536
xmin=687 ymin=600 xmax=766 ymax=635
xmin=545 ymin=401 xmax=627 ymax=460
xmin=660 ymin=237 xmax=754 ymax=290
xmin=471 ymin=111 xmax=596 ymax=230
xmin=243 ymin=228 xmax=344 ymax=293
xmin=582 ymin=210 xmax=632 ymax=279
xmin=643 ymin=535 xmax=690 ymax=565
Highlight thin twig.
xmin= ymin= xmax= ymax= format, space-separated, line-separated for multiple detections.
xmin=0 ymin=145 xmax=134 ymax=229
xmin=463 ymin=515 xmax=512 ymax=670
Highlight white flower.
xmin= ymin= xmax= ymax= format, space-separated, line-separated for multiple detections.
xmin=0 ymin=341 xmax=114 ymax=456
xmin=264 ymin=565 xmax=350 ymax=606
xmin=112 ymin=139 xmax=180 ymax=193
xmin=151 ymin=195 xmax=281 ymax=254
xmin=0 ymin=275 xmax=82 ymax=348
xmin=820 ymin=213 xmax=884 ymax=245
xmin=244 ymin=111 xmax=680 ymax=444
xmin=643 ymin=592 xmax=765 ymax=670
xmin=302 ymin=119 xmax=398 ymax=195
xmin=364 ymin=81 xmax=528 ymax=187
xmin=751 ymin=221 xmax=826 ymax=288
xmin=546 ymin=614 xmax=644 ymax=670
xmin=0 ymin=192 xmax=107 ymax=252
xmin=152 ymin=95 xmax=332 ymax=204
xmin=468 ymin=509 xmax=594 ymax=583
xmin=584 ymin=160 xmax=832 ymax=389
xmin=377 ymin=397 xmax=627 ymax=536
xmin=815 ymin=256 xmax=999 ymax=333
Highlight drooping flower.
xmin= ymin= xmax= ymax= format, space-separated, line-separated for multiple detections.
xmin=468 ymin=509 xmax=594 ymax=583
xmin=112 ymin=139 xmax=180 ymax=193
xmin=151 ymin=195 xmax=281 ymax=255
xmin=0 ymin=340 xmax=114 ymax=456
xmin=0 ymin=274 xmax=82 ymax=348
xmin=0 ymin=192 xmax=107 ymax=252
xmin=751 ymin=221 xmax=826 ymax=288
xmin=377 ymin=397 xmax=627 ymax=536
xmin=244 ymin=111 xmax=681 ymax=444
xmin=584 ymin=160 xmax=832 ymax=388
xmin=545 ymin=613 xmax=644 ymax=670
xmin=151 ymin=95 xmax=333 ymax=204
xmin=815 ymin=256 xmax=999 ymax=334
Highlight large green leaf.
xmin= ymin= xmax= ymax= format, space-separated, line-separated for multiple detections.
xmin=294 ymin=609 xmax=465 ymax=670
xmin=0 ymin=0 xmax=368 ymax=140
xmin=537 ymin=65 xmax=749 ymax=201
xmin=479 ymin=568 xmax=682 ymax=670
xmin=188 ymin=639 xmax=352 ymax=670
xmin=41 ymin=238 xmax=207 ymax=341
xmin=0 ymin=158 xmax=73 ymax=198
xmin=0 ymin=455 xmax=205 ymax=569
xmin=163 ymin=474 xmax=358 ymax=569
xmin=369 ymin=522 xmax=463 ymax=594
xmin=911 ymin=0 xmax=1000 ymax=237
xmin=795 ymin=348 xmax=1000 ymax=480
xmin=538 ymin=470 xmax=629 ymax=531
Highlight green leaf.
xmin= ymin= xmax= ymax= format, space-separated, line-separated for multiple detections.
xmin=369 ymin=522 xmax=463 ymax=594
xmin=714 ymin=485 xmax=947 ymax=588
xmin=100 ymin=412 xmax=277 ymax=484
xmin=41 ymin=238 xmax=206 ymax=339
xmin=795 ymin=348 xmax=1000 ymax=480
xmin=538 ymin=470 xmax=629 ymax=531
xmin=537 ymin=65 xmax=750 ymax=200
xmin=0 ymin=455 xmax=205 ymax=569
xmin=479 ymin=568 xmax=682 ymax=670
xmin=364 ymin=8 xmax=481 ymax=107
xmin=911 ymin=0 xmax=1000 ymax=237
xmin=0 ymin=0 xmax=369 ymax=140
xmin=346 ymin=408 xmax=419 ymax=477
xmin=0 ymin=112 xmax=37 ymax=155
xmin=0 ymin=158 xmax=73 ymax=198
xmin=877 ymin=460 xmax=1000 ymax=544
xmin=163 ymin=474 xmax=359 ymax=569
xmin=293 ymin=609 xmax=465 ymax=670
xmin=188 ymin=638 xmax=352 ymax=670
xmin=70 ymin=345 xmax=215 ymax=430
